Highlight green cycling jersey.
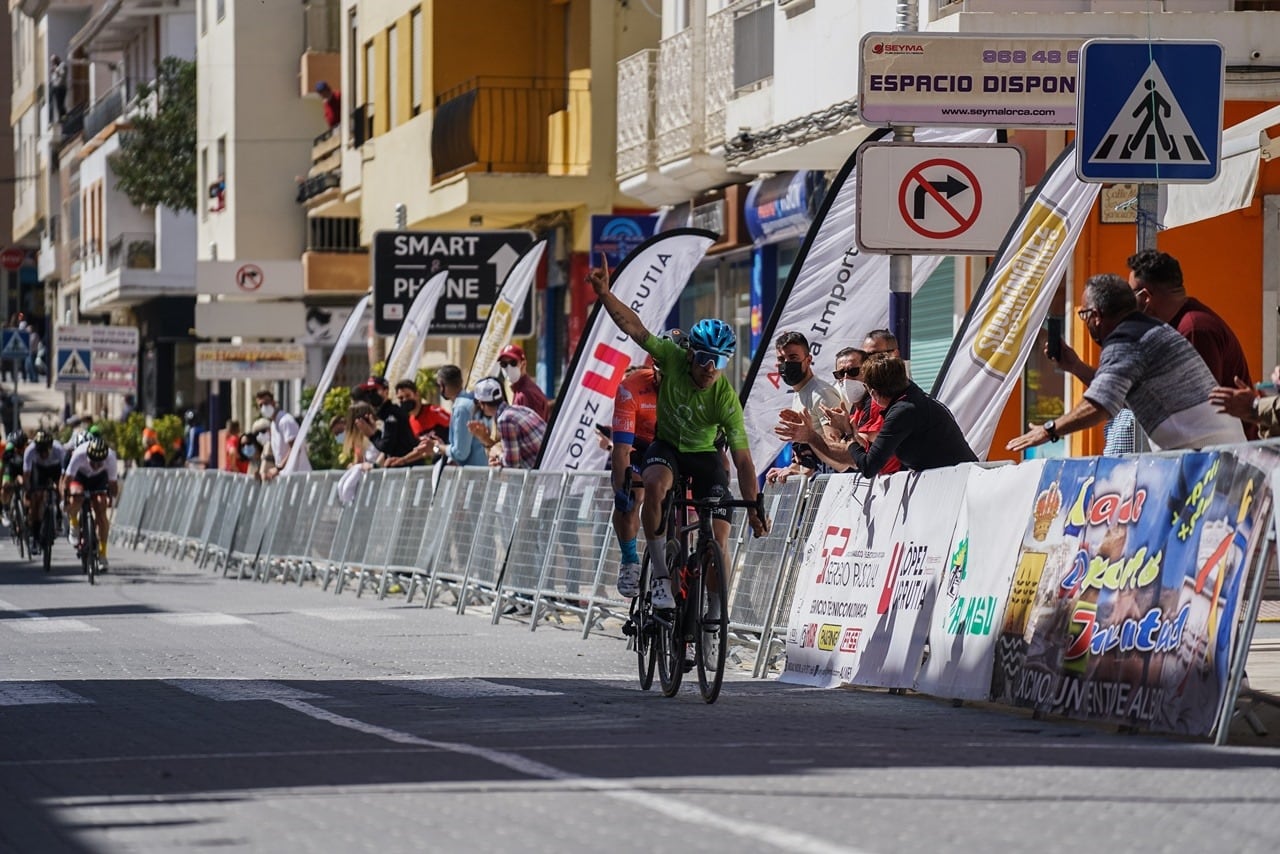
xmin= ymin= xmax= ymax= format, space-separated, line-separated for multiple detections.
xmin=642 ymin=333 xmax=748 ymax=454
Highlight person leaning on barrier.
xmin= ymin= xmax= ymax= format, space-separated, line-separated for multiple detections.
xmin=1009 ymin=273 xmax=1245 ymax=454
xmin=777 ymin=353 xmax=977 ymax=476
xmin=431 ymin=364 xmax=489 ymax=467
xmin=470 ymin=377 xmax=546 ymax=469
xmin=764 ymin=331 xmax=843 ymax=484
xmin=350 ymin=375 xmax=418 ymax=461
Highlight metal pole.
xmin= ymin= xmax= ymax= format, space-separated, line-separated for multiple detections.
xmin=1136 ymin=184 xmax=1159 ymax=250
xmin=888 ymin=0 xmax=919 ymax=366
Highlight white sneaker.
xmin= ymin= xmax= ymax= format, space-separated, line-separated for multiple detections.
xmin=616 ymin=562 xmax=641 ymax=598
xmin=649 ymin=575 xmax=675 ymax=610
xmin=1 ymin=511 xmax=9 ymax=528
xmin=97 ymin=556 xmax=109 ymax=573
xmin=68 ymin=528 xmax=78 ymax=547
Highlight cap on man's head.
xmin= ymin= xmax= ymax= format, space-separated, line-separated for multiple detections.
xmin=473 ymin=377 xmax=504 ymax=403
xmin=499 ymin=344 xmax=525 ymax=363
xmin=315 ymin=80 xmax=330 ymax=93
xmin=357 ymin=374 xmax=389 ymax=392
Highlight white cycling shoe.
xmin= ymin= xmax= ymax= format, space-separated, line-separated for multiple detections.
xmin=616 ymin=562 xmax=641 ymax=598
xmin=649 ymin=575 xmax=676 ymax=610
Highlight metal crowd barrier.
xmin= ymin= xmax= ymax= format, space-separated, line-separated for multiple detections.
xmin=113 ymin=464 xmax=813 ymax=676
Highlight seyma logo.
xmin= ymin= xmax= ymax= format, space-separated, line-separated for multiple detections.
xmin=871 ymin=43 xmax=924 ymax=55
xmin=817 ymin=525 xmax=851 ymax=583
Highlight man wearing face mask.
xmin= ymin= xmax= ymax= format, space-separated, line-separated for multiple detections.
xmin=497 ymin=344 xmax=550 ymax=422
xmin=824 ymin=346 xmax=902 ymax=476
xmin=764 ymin=331 xmax=843 ymax=484
xmin=350 ymin=375 xmax=418 ymax=461
xmin=254 ymin=390 xmax=300 ymax=475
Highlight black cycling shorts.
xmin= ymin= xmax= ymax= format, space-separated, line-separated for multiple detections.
xmin=70 ymin=470 xmax=110 ymax=494
xmin=27 ymin=464 xmax=61 ymax=492
xmin=642 ymin=439 xmax=732 ymax=522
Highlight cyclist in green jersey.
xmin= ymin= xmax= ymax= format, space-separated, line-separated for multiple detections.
xmin=589 ymin=258 xmax=769 ymax=611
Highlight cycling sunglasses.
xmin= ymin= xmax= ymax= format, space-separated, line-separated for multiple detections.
xmin=692 ymin=349 xmax=730 ymax=371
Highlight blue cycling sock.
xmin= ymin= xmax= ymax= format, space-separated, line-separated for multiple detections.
xmin=620 ymin=538 xmax=639 ymax=564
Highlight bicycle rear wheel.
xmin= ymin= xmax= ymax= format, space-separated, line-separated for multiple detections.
xmin=40 ymin=507 xmax=52 ymax=572
xmin=11 ymin=498 xmax=26 ymax=561
xmin=81 ymin=505 xmax=95 ymax=584
xmin=695 ymin=542 xmax=728 ymax=704
xmin=632 ymin=554 xmax=656 ymax=691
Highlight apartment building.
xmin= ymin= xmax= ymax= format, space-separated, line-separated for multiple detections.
xmin=618 ymin=0 xmax=1280 ymax=457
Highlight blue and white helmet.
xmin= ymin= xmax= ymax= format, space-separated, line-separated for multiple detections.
xmin=688 ymin=319 xmax=736 ymax=357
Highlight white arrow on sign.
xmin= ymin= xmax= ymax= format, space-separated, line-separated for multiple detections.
xmin=488 ymin=243 xmax=520 ymax=285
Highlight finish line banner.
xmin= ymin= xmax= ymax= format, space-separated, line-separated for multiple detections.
xmin=537 ymin=229 xmax=715 ymax=472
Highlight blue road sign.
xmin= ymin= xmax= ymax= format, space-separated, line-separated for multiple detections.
xmin=0 ymin=329 xmax=30 ymax=358
xmin=1077 ymin=40 xmax=1223 ymax=183
xmin=56 ymin=348 xmax=92 ymax=382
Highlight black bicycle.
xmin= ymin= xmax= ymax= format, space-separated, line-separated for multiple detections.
xmin=624 ymin=477 xmax=765 ymax=703
xmin=7 ymin=485 xmax=27 ymax=560
xmin=76 ymin=489 xmax=108 ymax=584
xmin=31 ymin=483 xmax=59 ymax=573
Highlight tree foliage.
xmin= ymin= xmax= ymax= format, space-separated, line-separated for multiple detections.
xmin=108 ymin=57 xmax=197 ymax=213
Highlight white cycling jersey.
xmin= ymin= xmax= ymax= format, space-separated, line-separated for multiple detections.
xmin=65 ymin=444 xmax=119 ymax=482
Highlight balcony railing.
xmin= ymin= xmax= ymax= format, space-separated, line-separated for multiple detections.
xmin=655 ymin=28 xmax=698 ymax=162
xmin=83 ymin=79 xmax=137 ymax=139
xmin=58 ymin=103 xmax=87 ymax=140
xmin=296 ymin=172 xmax=341 ymax=204
xmin=431 ymin=76 xmax=591 ymax=180
xmin=616 ymin=50 xmax=657 ymax=179
xmin=308 ymin=217 xmax=363 ymax=253
xmin=106 ymin=232 xmax=156 ymax=274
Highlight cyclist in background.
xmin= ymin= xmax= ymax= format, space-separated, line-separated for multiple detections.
xmin=65 ymin=436 xmax=119 ymax=572
xmin=1 ymin=431 xmax=26 ymax=527
xmin=23 ymin=430 xmax=66 ymax=555
xmin=588 ymin=258 xmax=768 ymax=612
xmin=611 ymin=359 xmax=660 ymax=599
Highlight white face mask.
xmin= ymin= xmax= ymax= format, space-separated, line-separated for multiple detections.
xmin=256 ymin=431 xmax=269 ymax=445
xmin=842 ymin=379 xmax=867 ymax=405
xmin=259 ymin=404 xmax=276 ymax=419
xmin=501 ymin=365 xmax=521 ymax=384
xmin=333 ymin=431 xmax=345 ymax=446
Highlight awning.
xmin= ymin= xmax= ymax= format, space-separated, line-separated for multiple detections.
xmin=1162 ymin=104 xmax=1280 ymax=230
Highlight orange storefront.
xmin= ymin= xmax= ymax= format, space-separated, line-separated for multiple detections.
xmin=988 ymin=101 xmax=1280 ymax=461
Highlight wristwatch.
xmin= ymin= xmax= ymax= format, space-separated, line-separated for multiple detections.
xmin=1043 ymin=420 xmax=1060 ymax=442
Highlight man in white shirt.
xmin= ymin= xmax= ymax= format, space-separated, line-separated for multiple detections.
xmin=254 ymin=389 xmax=299 ymax=478
xmin=765 ymin=331 xmax=844 ymax=483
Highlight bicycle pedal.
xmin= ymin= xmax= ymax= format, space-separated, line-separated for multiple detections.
xmin=682 ymin=658 xmax=696 ymax=673
xmin=622 ymin=621 xmax=637 ymax=637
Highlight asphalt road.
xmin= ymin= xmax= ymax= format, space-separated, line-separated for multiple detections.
xmin=1 ymin=543 xmax=1279 ymax=854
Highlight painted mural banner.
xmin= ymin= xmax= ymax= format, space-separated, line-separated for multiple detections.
xmin=916 ymin=460 xmax=1045 ymax=701
xmin=781 ymin=466 xmax=970 ymax=689
xmin=992 ymin=451 xmax=1270 ymax=736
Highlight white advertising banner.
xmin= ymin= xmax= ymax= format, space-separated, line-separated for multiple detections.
xmin=536 ymin=229 xmax=715 ymax=472
xmin=916 ymin=460 xmax=1045 ymax=700
xmin=384 ymin=270 xmax=449 ymax=385
xmin=467 ymin=241 xmax=547 ymax=389
xmin=931 ymin=145 xmax=1099 ymax=459
xmin=282 ymin=294 xmax=370 ymax=476
xmin=780 ymin=465 xmax=969 ymax=688
xmin=741 ymin=128 xmax=993 ymax=474
xmin=195 ymin=344 xmax=307 ymax=381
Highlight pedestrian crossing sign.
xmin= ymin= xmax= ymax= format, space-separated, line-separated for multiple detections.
xmin=0 ymin=329 xmax=30 ymax=358
xmin=1077 ymin=40 xmax=1223 ymax=183
xmin=57 ymin=348 xmax=92 ymax=382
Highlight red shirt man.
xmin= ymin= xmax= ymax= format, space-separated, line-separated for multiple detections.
xmin=498 ymin=344 xmax=550 ymax=422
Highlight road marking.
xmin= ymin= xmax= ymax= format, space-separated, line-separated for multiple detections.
xmin=383 ymin=678 xmax=562 ymax=699
xmin=0 ymin=597 xmax=99 ymax=634
xmin=295 ymin=608 xmax=400 ymax=622
xmin=0 ymin=682 xmax=93 ymax=706
xmin=273 ymin=695 xmax=870 ymax=854
xmin=151 ymin=612 xmax=251 ymax=627
xmin=165 ymin=680 xmax=327 ymax=702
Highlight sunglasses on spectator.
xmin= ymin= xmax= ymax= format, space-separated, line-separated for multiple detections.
xmin=692 ymin=349 xmax=730 ymax=371
xmin=498 ymin=359 xmax=518 ymax=368
xmin=832 ymin=367 xmax=860 ymax=380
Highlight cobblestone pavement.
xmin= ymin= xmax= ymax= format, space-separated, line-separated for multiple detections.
xmin=1 ymin=545 xmax=1279 ymax=854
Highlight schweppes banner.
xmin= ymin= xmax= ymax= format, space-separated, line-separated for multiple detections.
xmin=536 ymin=229 xmax=715 ymax=471
xmin=282 ymin=293 xmax=370 ymax=475
xmin=384 ymin=270 xmax=449 ymax=386
xmin=740 ymin=127 xmax=994 ymax=473
xmin=932 ymin=145 xmax=1099 ymax=459
xmin=466 ymin=241 xmax=547 ymax=389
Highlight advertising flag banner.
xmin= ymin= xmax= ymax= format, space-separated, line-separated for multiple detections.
xmin=466 ymin=241 xmax=547 ymax=389
xmin=384 ymin=270 xmax=449 ymax=385
xmin=992 ymin=452 xmax=1269 ymax=735
xmin=917 ymin=460 xmax=1045 ymax=700
xmin=931 ymin=145 xmax=1099 ymax=458
xmin=741 ymin=128 xmax=994 ymax=474
xmin=282 ymin=294 xmax=370 ymax=476
xmin=780 ymin=466 xmax=970 ymax=688
xmin=536 ymin=229 xmax=715 ymax=472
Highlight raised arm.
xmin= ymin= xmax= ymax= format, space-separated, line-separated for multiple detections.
xmin=587 ymin=254 xmax=650 ymax=345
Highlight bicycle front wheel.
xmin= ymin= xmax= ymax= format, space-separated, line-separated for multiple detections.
xmin=695 ymin=542 xmax=728 ymax=704
xmin=12 ymin=500 xmax=26 ymax=561
xmin=633 ymin=554 xmax=657 ymax=690
xmin=81 ymin=506 xmax=96 ymax=584
xmin=40 ymin=510 xmax=52 ymax=572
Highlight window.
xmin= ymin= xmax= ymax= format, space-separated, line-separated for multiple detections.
xmin=387 ymin=25 xmax=399 ymax=128
xmin=411 ymin=9 xmax=423 ymax=117
xmin=348 ymin=9 xmax=359 ymax=115
xmin=364 ymin=40 xmax=376 ymax=136
xmin=216 ymin=0 xmax=225 ymax=22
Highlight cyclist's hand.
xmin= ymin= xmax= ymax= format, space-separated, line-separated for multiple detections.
xmin=748 ymin=507 xmax=770 ymax=538
xmin=586 ymin=252 xmax=611 ymax=297
xmin=613 ymin=488 xmax=635 ymax=514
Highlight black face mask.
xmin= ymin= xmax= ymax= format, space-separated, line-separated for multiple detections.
xmin=780 ymin=361 xmax=807 ymax=387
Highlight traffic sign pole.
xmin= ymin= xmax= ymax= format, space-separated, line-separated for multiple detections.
xmin=889 ymin=0 xmax=918 ymax=365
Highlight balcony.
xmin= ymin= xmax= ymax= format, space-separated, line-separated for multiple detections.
xmin=106 ymin=232 xmax=156 ymax=274
xmin=430 ymin=76 xmax=591 ymax=181
xmin=82 ymin=80 xmax=136 ymax=140
xmin=616 ymin=50 xmax=656 ymax=180
xmin=297 ymin=127 xmax=342 ymax=206
xmin=300 ymin=0 xmax=341 ymax=97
